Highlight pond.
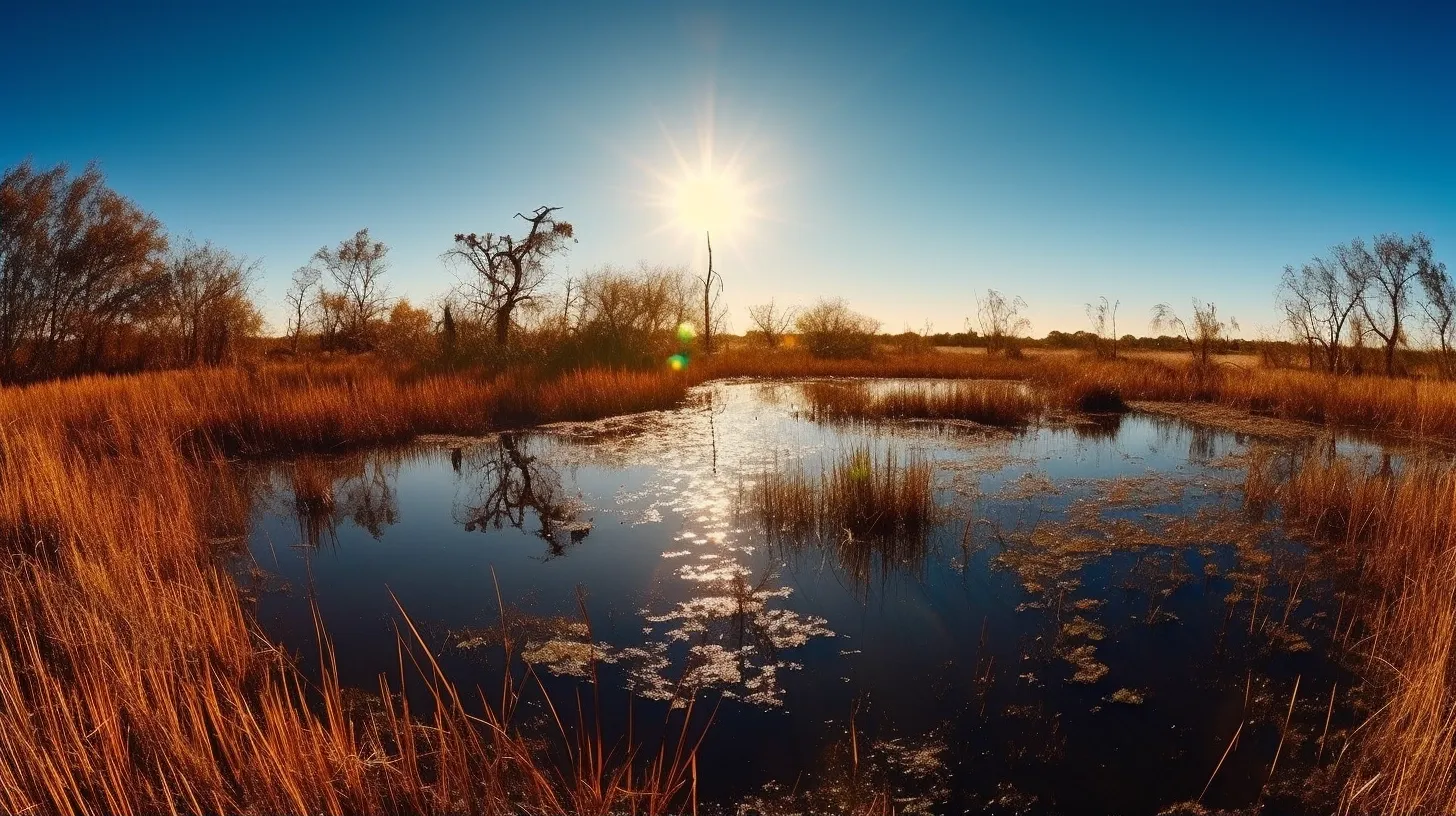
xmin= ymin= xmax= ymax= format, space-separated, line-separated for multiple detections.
xmin=242 ymin=380 xmax=1372 ymax=815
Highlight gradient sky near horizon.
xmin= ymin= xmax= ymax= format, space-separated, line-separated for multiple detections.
xmin=4 ymin=1 xmax=1453 ymax=337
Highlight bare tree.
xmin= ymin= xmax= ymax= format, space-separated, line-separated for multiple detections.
xmin=1358 ymin=232 xmax=1434 ymax=376
xmin=446 ymin=206 xmax=574 ymax=347
xmin=560 ymin=274 xmax=581 ymax=329
xmin=1085 ymin=296 xmax=1120 ymax=359
xmin=1419 ymin=255 xmax=1456 ymax=378
xmin=1151 ymin=299 xmax=1238 ymax=367
xmin=1277 ymin=241 xmax=1368 ymax=373
xmin=747 ymin=299 xmax=797 ymax=348
xmin=1347 ymin=311 xmax=1372 ymax=375
xmin=1279 ymin=266 xmax=1321 ymax=369
xmin=311 ymin=228 xmax=390 ymax=350
xmin=284 ymin=266 xmax=320 ymax=353
xmin=696 ymin=232 xmax=724 ymax=354
xmin=976 ymin=289 xmax=1030 ymax=355
xmin=161 ymin=239 xmax=260 ymax=365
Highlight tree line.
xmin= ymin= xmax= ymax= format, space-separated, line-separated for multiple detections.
xmin=3 ymin=159 xmax=1449 ymax=382
xmin=1277 ymin=233 xmax=1450 ymax=377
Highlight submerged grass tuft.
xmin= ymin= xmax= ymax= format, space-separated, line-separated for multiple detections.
xmin=752 ymin=445 xmax=935 ymax=588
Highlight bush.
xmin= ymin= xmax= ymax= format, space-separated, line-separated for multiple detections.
xmin=795 ymin=299 xmax=880 ymax=359
xmin=546 ymin=264 xmax=695 ymax=370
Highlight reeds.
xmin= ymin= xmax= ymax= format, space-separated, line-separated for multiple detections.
xmin=752 ymin=446 xmax=934 ymax=589
xmin=755 ymin=445 xmax=934 ymax=541
xmin=715 ymin=348 xmax=1456 ymax=441
xmin=1244 ymin=452 xmax=1456 ymax=815
xmin=0 ymin=360 xmax=692 ymax=458
xmin=801 ymin=380 xmax=1045 ymax=426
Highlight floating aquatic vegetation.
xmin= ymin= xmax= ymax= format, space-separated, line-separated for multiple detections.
xmin=1060 ymin=644 xmax=1110 ymax=685
xmin=1060 ymin=616 xmax=1106 ymax=642
xmin=1109 ymin=688 xmax=1147 ymax=705
xmin=520 ymin=638 xmax=615 ymax=677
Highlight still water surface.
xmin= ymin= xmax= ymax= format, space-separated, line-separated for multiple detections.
xmin=245 ymin=380 xmax=1361 ymax=814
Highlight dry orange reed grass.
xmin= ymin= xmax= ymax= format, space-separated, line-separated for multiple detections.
xmin=1245 ymin=452 xmax=1456 ymax=815
xmin=0 ymin=360 xmax=692 ymax=455
xmin=800 ymin=380 xmax=1045 ymax=426
xmin=0 ymin=361 xmax=701 ymax=815
xmin=752 ymin=445 xmax=934 ymax=589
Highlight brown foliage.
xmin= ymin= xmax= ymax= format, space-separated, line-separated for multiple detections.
xmin=0 ymin=161 xmax=168 ymax=380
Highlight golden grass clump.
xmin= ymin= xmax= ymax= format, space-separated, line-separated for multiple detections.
xmin=752 ymin=445 xmax=934 ymax=588
xmin=755 ymin=445 xmax=934 ymax=542
xmin=801 ymin=380 xmax=1045 ymax=426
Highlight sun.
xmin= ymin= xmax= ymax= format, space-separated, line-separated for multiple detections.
xmin=669 ymin=165 xmax=751 ymax=236
xmin=641 ymin=100 xmax=769 ymax=244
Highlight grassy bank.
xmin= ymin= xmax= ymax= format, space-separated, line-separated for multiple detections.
xmin=0 ymin=361 xmax=692 ymax=456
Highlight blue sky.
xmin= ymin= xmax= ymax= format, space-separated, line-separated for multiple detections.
xmin=4 ymin=1 xmax=1453 ymax=336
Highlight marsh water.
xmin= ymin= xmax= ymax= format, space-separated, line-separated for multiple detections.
xmin=242 ymin=380 xmax=1375 ymax=814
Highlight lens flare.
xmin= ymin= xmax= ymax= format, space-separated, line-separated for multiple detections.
xmin=676 ymin=322 xmax=698 ymax=344
xmin=668 ymin=353 xmax=689 ymax=371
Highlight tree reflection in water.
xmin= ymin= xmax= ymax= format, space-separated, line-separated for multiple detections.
xmin=455 ymin=434 xmax=592 ymax=559
xmin=289 ymin=454 xmax=402 ymax=548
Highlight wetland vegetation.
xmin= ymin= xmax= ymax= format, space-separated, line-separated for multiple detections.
xmin=4 ymin=351 xmax=1456 ymax=814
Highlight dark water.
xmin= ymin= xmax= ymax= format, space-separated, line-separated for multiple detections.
xmin=243 ymin=380 xmax=1369 ymax=814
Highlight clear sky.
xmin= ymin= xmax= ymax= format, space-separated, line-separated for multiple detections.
xmin=5 ymin=1 xmax=1453 ymax=337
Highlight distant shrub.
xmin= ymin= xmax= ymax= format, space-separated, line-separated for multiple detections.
xmin=795 ymin=298 xmax=880 ymax=359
